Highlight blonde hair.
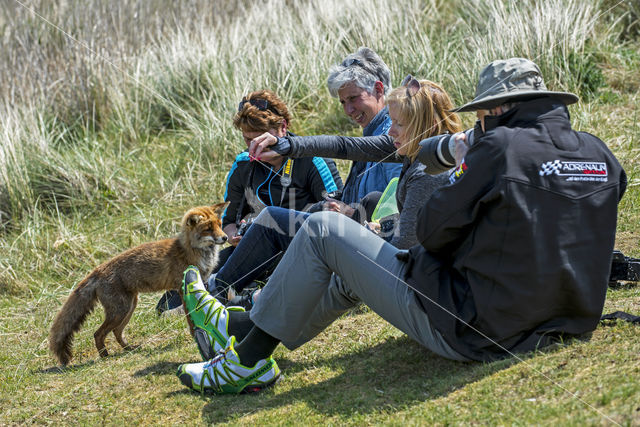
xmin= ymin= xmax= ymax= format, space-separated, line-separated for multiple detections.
xmin=233 ymin=89 xmax=291 ymax=133
xmin=386 ymin=80 xmax=462 ymax=161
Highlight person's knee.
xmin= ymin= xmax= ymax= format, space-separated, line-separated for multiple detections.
xmin=303 ymin=211 xmax=369 ymax=241
xmin=254 ymin=206 xmax=283 ymax=227
xmin=303 ymin=211 xmax=337 ymax=238
xmin=255 ymin=206 xmax=307 ymax=236
xmin=252 ymin=207 xmax=290 ymax=236
xmin=360 ymin=191 xmax=382 ymax=222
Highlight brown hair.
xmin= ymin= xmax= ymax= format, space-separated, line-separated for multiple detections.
xmin=386 ymin=80 xmax=462 ymax=161
xmin=233 ymin=89 xmax=291 ymax=133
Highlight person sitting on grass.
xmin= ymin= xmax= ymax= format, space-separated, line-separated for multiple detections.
xmin=196 ymin=77 xmax=463 ymax=320
xmin=308 ymin=46 xmax=403 ymax=222
xmin=175 ymin=57 xmax=626 ymax=395
xmin=218 ymin=89 xmax=342 ymax=251
xmin=155 ymin=89 xmax=342 ymax=314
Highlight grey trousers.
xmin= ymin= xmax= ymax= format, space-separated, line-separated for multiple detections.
xmin=250 ymin=211 xmax=468 ymax=361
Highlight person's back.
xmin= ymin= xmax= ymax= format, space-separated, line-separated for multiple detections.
xmin=408 ymin=59 xmax=626 ymax=361
xmin=483 ymin=101 xmax=620 ymax=339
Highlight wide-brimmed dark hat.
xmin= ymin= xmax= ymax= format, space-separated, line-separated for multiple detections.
xmin=451 ymin=58 xmax=579 ymax=112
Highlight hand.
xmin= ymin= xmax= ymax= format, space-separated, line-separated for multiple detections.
xmin=249 ymin=132 xmax=281 ymax=162
xmin=365 ymin=221 xmax=381 ymax=234
xmin=324 ymin=198 xmax=355 ymax=218
xmin=229 ymin=235 xmax=242 ymax=247
xmin=224 ymin=224 xmax=242 ymax=247
xmin=453 ymin=132 xmax=470 ymax=167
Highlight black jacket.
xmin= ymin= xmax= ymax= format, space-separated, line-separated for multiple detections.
xmin=406 ymin=98 xmax=627 ymax=361
xmin=222 ymin=150 xmax=342 ymax=228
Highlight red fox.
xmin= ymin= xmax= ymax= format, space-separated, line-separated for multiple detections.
xmin=49 ymin=203 xmax=229 ymax=366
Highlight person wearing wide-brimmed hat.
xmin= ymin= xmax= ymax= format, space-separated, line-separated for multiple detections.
xmin=406 ymin=57 xmax=627 ymax=360
xmin=174 ymin=58 xmax=627 ymax=395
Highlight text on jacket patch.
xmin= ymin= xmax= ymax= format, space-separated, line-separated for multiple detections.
xmin=539 ymin=160 xmax=608 ymax=182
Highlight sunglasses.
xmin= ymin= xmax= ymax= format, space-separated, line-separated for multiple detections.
xmin=343 ymin=57 xmax=365 ymax=68
xmin=238 ymin=98 xmax=279 ymax=115
xmin=401 ymin=74 xmax=421 ymax=97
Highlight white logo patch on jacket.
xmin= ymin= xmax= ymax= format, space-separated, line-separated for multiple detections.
xmin=539 ymin=160 xmax=608 ymax=182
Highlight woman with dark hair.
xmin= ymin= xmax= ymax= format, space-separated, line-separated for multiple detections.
xmin=224 ymin=89 xmax=342 ymax=247
xmin=156 ymin=90 xmax=342 ymax=314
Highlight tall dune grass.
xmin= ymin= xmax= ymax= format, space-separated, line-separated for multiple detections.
xmin=0 ymin=0 xmax=628 ymax=230
xmin=452 ymin=0 xmax=605 ymax=98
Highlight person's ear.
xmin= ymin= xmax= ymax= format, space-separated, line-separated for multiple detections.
xmin=280 ymin=119 xmax=288 ymax=135
xmin=374 ymin=81 xmax=385 ymax=98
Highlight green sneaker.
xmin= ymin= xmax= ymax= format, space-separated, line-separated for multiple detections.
xmin=176 ymin=336 xmax=281 ymax=394
xmin=182 ymin=266 xmax=244 ymax=357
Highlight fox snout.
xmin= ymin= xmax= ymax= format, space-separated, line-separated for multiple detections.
xmin=198 ymin=233 xmax=227 ymax=247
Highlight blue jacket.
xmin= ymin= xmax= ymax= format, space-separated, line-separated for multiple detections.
xmin=340 ymin=107 xmax=403 ymax=204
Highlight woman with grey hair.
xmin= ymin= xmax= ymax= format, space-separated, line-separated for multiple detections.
xmin=315 ymin=47 xmax=402 ymax=223
xmin=327 ymin=47 xmax=392 ymax=99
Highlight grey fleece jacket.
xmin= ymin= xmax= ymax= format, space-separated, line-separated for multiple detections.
xmin=274 ymin=134 xmax=449 ymax=249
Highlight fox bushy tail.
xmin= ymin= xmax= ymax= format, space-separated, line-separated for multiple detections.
xmin=49 ymin=277 xmax=99 ymax=366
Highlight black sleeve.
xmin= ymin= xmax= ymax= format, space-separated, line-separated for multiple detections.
xmin=277 ymin=134 xmax=400 ymax=163
xmin=325 ymin=158 xmax=343 ymax=193
xmin=415 ymin=141 xmax=502 ymax=255
xmin=619 ymin=168 xmax=627 ymax=202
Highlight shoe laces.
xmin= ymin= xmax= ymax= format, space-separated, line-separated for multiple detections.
xmin=205 ymin=348 xmax=229 ymax=369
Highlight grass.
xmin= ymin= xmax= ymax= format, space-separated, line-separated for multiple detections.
xmin=1 ymin=0 xmax=640 ymax=424
xmin=1 ymin=290 xmax=639 ymax=424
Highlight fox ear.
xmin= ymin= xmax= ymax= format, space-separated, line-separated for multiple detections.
xmin=212 ymin=201 xmax=230 ymax=215
xmin=186 ymin=214 xmax=202 ymax=228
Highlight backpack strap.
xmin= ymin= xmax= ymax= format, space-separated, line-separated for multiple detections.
xmin=600 ymin=311 xmax=640 ymax=324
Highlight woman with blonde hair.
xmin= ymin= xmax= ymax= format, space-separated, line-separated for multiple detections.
xmin=386 ymin=76 xmax=461 ymax=160
xmin=202 ymin=77 xmax=463 ymax=310
xmin=248 ymin=76 xmax=462 ymax=248
xmin=376 ymin=76 xmax=462 ymax=247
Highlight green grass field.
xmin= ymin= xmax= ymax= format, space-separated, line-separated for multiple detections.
xmin=1 ymin=0 xmax=639 ymax=424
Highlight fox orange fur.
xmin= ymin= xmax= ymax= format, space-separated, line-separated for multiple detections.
xmin=49 ymin=203 xmax=229 ymax=366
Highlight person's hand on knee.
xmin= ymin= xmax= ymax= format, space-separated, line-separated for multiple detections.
xmin=324 ymin=198 xmax=355 ymax=218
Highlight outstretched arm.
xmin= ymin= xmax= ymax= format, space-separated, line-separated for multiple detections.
xmin=249 ymin=132 xmax=399 ymax=163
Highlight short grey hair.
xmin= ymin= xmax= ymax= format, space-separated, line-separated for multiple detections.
xmin=327 ymin=47 xmax=391 ymax=98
